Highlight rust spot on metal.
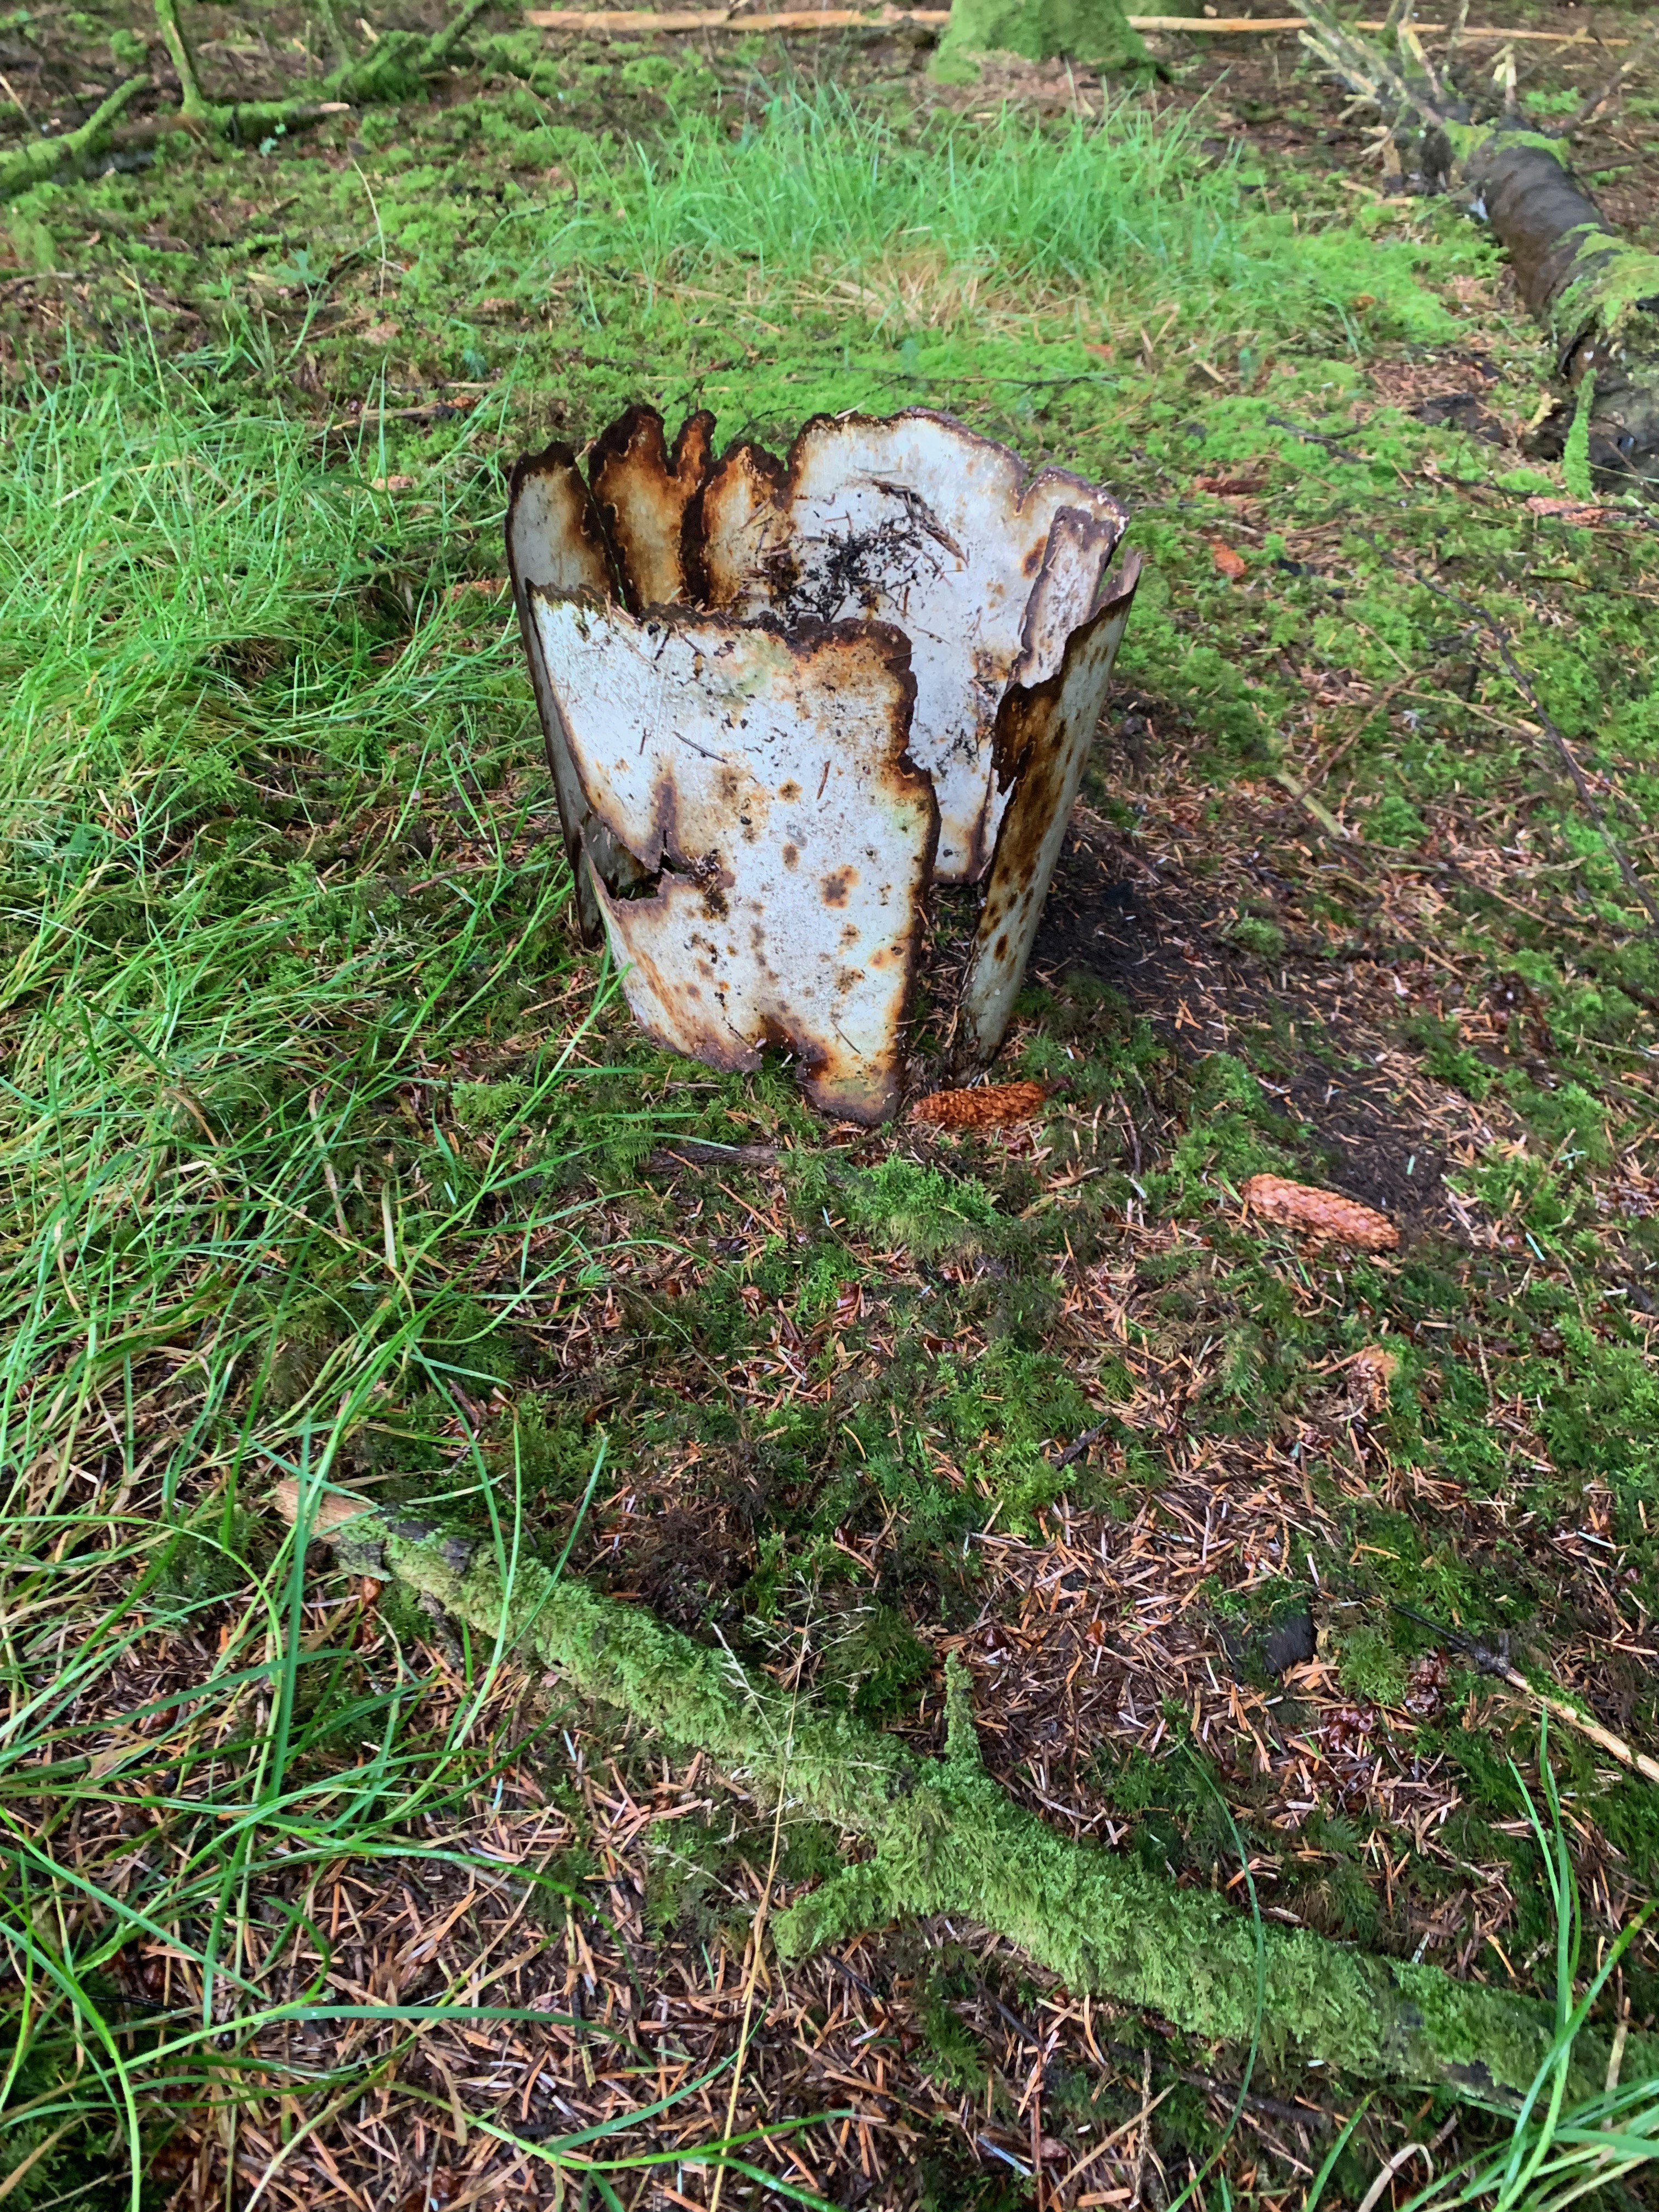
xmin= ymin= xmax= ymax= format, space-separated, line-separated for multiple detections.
xmin=588 ymin=403 xmax=714 ymax=612
xmin=506 ymin=407 xmax=1140 ymax=1122
xmin=962 ymin=549 xmax=1143 ymax=1058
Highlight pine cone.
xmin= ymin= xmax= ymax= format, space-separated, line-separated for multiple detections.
xmin=910 ymin=1080 xmax=1048 ymax=1131
xmin=1241 ymin=1174 xmax=1398 ymax=1252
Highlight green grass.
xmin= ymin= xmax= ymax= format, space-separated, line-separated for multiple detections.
xmin=3 ymin=30 xmax=1659 ymax=2205
xmin=0 ymin=342 xmax=854 ymax=2199
xmin=548 ymin=87 xmax=1476 ymax=336
xmin=9 ymin=74 xmax=1492 ymax=421
xmin=0 ymin=352 xmax=612 ymax=1489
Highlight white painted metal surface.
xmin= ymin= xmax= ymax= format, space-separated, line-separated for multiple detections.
xmin=506 ymin=407 xmax=1139 ymax=1123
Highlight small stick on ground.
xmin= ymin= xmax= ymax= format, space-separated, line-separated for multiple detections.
xmin=1128 ymin=2046 xmax=1155 ymax=2210
xmin=1390 ymin=1601 xmax=1659 ymax=1787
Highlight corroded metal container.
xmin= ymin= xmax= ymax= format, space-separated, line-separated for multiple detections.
xmin=506 ymin=405 xmax=1139 ymax=1124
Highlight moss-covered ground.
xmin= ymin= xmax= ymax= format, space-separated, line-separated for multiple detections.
xmin=3 ymin=0 xmax=1658 ymax=2204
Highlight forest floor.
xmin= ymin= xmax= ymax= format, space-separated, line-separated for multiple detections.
xmin=4 ymin=1 xmax=1659 ymax=2206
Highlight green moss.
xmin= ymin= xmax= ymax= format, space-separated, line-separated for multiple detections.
xmin=1229 ymin=913 xmax=1286 ymax=960
xmin=916 ymin=1957 xmax=994 ymax=2096
xmin=450 ymin=1077 xmax=533 ymax=1132
xmin=1332 ymin=1622 xmax=1409 ymax=1708
xmin=1163 ymin=1051 xmax=1297 ymax=1200
xmin=816 ymin=1602 xmax=934 ymax=1721
xmin=1366 ymin=791 xmax=1429 ymax=849
xmin=930 ymin=0 xmax=1149 ymax=81
xmin=1563 ymin=368 xmax=1597 ymax=504
xmin=1554 ymin=233 xmax=1659 ymax=348
xmin=339 ymin=1507 xmax=1635 ymax=2097
xmin=837 ymin=1156 xmax=1003 ymax=1261
xmin=1403 ymin=1014 xmax=1492 ymax=1101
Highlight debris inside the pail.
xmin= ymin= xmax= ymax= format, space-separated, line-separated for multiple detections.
xmin=506 ymin=404 xmax=1141 ymax=1124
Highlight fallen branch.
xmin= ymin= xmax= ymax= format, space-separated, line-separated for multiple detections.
xmin=523 ymin=7 xmax=1628 ymax=36
xmin=0 ymin=72 xmax=148 ymax=199
xmin=137 ymin=0 xmax=499 ymax=154
xmin=1299 ymin=0 xmax=1659 ymax=488
xmin=275 ymin=1480 xmax=1650 ymax=2100
xmin=647 ymin=1138 xmax=787 ymax=1170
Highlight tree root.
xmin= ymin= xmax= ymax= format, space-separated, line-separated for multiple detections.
xmin=0 ymin=73 xmax=149 ymax=200
xmin=277 ymin=1482 xmax=1650 ymax=2101
xmin=1299 ymin=0 xmax=1659 ymax=490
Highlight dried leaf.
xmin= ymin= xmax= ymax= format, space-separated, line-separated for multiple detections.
xmin=1241 ymin=1173 xmax=1398 ymax=1251
xmin=1346 ymin=1344 xmax=1399 ymax=1409
xmin=910 ymin=1079 xmax=1048 ymax=1130
xmin=271 ymin=1479 xmax=376 ymax=1533
xmin=1210 ymin=540 xmax=1248 ymax=581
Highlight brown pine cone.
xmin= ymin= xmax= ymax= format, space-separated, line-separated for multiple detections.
xmin=910 ymin=1080 xmax=1049 ymax=1131
xmin=1241 ymin=1173 xmax=1398 ymax=1252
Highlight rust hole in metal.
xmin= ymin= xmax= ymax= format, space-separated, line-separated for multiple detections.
xmin=506 ymin=405 xmax=1142 ymax=1125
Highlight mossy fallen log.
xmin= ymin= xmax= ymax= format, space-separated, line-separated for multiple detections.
xmin=1461 ymin=134 xmax=1659 ymax=483
xmin=1300 ymin=3 xmax=1659 ymax=489
xmin=278 ymin=1484 xmax=1647 ymax=2101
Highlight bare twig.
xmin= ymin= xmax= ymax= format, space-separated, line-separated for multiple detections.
xmin=1572 ymin=19 xmax=1659 ymax=128
xmin=1443 ymin=0 xmax=1469 ymax=70
xmin=1053 ymin=1417 xmax=1114 ymax=1471
xmin=1390 ymin=1602 xmax=1659 ymax=1787
xmin=1265 ymin=413 xmax=1373 ymax=467
xmin=648 ymin=1138 xmax=785 ymax=1171
xmin=1356 ymin=2142 xmax=1434 ymax=2212
xmin=1128 ymin=2046 xmax=1155 ymax=2211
